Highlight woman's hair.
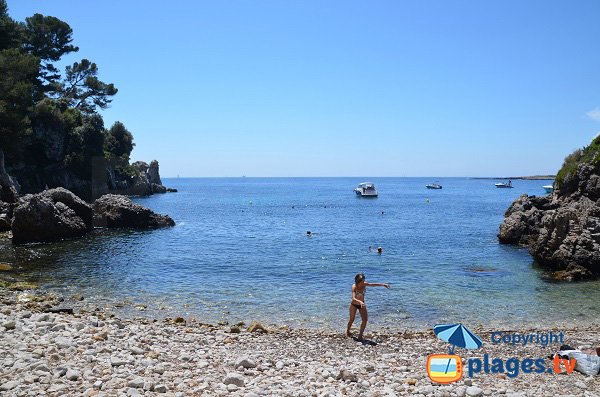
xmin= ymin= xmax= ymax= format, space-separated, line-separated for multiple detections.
xmin=355 ymin=273 xmax=365 ymax=284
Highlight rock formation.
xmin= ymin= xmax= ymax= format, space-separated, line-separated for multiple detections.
xmin=93 ymin=194 xmax=175 ymax=228
xmin=9 ymin=187 xmax=174 ymax=244
xmin=11 ymin=188 xmax=94 ymax=244
xmin=499 ymin=149 xmax=600 ymax=280
xmin=109 ymin=160 xmax=172 ymax=196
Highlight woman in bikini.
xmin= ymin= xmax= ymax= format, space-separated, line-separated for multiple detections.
xmin=346 ymin=273 xmax=390 ymax=340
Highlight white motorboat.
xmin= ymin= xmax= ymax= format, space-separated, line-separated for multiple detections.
xmin=426 ymin=183 xmax=442 ymax=189
xmin=495 ymin=181 xmax=513 ymax=188
xmin=354 ymin=182 xmax=378 ymax=197
xmin=543 ymin=185 xmax=554 ymax=193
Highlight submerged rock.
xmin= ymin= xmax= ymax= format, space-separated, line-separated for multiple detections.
xmin=93 ymin=194 xmax=175 ymax=228
xmin=11 ymin=188 xmax=93 ymax=244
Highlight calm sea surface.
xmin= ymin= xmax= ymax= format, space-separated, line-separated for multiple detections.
xmin=2 ymin=177 xmax=600 ymax=330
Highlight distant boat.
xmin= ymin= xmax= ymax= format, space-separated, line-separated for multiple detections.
xmin=543 ymin=185 xmax=554 ymax=193
xmin=354 ymin=182 xmax=378 ymax=197
xmin=426 ymin=183 xmax=442 ymax=189
xmin=495 ymin=181 xmax=513 ymax=188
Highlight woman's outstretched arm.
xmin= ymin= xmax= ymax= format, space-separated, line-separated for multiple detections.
xmin=364 ymin=282 xmax=390 ymax=288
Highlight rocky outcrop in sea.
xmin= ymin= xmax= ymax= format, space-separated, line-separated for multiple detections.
xmin=93 ymin=194 xmax=175 ymax=228
xmin=498 ymin=161 xmax=600 ymax=280
xmin=7 ymin=189 xmax=174 ymax=245
xmin=11 ymin=188 xmax=94 ymax=244
xmin=107 ymin=160 xmax=174 ymax=196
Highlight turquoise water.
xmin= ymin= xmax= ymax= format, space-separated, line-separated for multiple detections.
xmin=2 ymin=177 xmax=600 ymax=330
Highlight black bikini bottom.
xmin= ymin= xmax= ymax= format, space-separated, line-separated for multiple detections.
xmin=353 ymin=304 xmax=362 ymax=310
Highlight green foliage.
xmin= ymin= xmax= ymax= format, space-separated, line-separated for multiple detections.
xmin=114 ymin=163 xmax=136 ymax=180
xmin=555 ymin=136 xmax=600 ymax=188
xmin=0 ymin=48 xmax=39 ymax=155
xmin=23 ymin=13 xmax=79 ymax=91
xmin=64 ymin=114 xmax=105 ymax=179
xmin=0 ymin=1 xmax=22 ymax=51
xmin=0 ymin=4 xmax=136 ymax=193
xmin=61 ymin=59 xmax=117 ymax=114
xmin=31 ymin=98 xmax=82 ymax=140
xmin=104 ymin=121 xmax=134 ymax=161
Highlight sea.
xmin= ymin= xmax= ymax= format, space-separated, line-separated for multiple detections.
xmin=2 ymin=177 xmax=600 ymax=331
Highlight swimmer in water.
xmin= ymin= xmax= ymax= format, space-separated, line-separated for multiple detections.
xmin=377 ymin=247 xmax=383 ymax=254
xmin=306 ymin=231 xmax=312 ymax=236
xmin=346 ymin=273 xmax=390 ymax=340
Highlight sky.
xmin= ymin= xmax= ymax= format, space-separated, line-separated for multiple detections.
xmin=7 ymin=1 xmax=600 ymax=177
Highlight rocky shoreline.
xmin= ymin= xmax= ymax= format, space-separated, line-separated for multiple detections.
xmin=0 ymin=289 xmax=598 ymax=397
xmin=498 ymin=165 xmax=600 ymax=280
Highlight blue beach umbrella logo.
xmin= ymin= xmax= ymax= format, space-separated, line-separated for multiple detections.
xmin=434 ymin=323 xmax=483 ymax=353
xmin=426 ymin=323 xmax=483 ymax=383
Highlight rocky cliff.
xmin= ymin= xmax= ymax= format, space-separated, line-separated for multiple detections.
xmin=3 ymin=146 xmax=172 ymax=202
xmin=498 ymin=139 xmax=600 ymax=280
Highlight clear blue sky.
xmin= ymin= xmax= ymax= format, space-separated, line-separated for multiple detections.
xmin=8 ymin=1 xmax=600 ymax=177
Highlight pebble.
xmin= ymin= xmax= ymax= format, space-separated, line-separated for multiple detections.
xmin=128 ymin=378 xmax=145 ymax=388
xmin=466 ymin=386 xmax=483 ymax=397
xmin=154 ymin=384 xmax=168 ymax=393
xmin=574 ymin=381 xmax=587 ymax=389
xmin=65 ymin=369 xmax=80 ymax=381
xmin=223 ymin=373 xmax=245 ymax=387
xmin=130 ymin=346 xmax=144 ymax=355
xmin=0 ymin=290 xmax=598 ymax=397
xmin=2 ymin=320 xmax=15 ymax=330
xmin=0 ymin=380 xmax=19 ymax=391
xmin=236 ymin=357 xmax=257 ymax=368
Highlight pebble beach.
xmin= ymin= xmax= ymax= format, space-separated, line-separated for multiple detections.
xmin=1 ymin=290 xmax=598 ymax=397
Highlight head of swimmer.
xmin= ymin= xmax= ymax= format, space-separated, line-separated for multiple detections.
xmin=355 ymin=273 xmax=365 ymax=287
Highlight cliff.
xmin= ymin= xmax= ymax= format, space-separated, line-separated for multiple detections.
xmin=498 ymin=137 xmax=600 ymax=280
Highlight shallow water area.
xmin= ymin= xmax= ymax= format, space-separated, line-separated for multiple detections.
xmin=2 ymin=177 xmax=599 ymax=331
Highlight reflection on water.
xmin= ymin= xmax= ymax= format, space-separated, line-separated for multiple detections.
xmin=1 ymin=177 xmax=599 ymax=330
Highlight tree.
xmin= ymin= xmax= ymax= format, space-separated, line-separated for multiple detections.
xmin=23 ymin=13 xmax=79 ymax=90
xmin=61 ymin=59 xmax=117 ymax=114
xmin=104 ymin=121 xmax=134 ymax=161
xmin=64 ymin=113 xmax=105 ymax=178
xmin=0 ymin=48 xmax=40 ymax=156
xmin=0 ymin=0 xmax=23 ymax=51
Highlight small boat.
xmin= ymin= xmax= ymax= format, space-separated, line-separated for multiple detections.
xmin=426 ymin=183 xmax=442 ymax=189
xmin=543 ymin=185 xmax=554 ymax=193
xmin=495 ymin=181 xmax=513 ymax=188
xmin=354 ymin=182 xmax=378 ymax=197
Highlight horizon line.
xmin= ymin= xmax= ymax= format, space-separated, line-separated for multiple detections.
xmin=161 ymin=175 xmax=556 ymax=179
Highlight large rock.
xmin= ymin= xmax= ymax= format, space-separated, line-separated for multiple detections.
xmin=499 ymin=162 xmax=600 ymax=280
xmin=11 ymin=188 xmax=93 ymax=244
xmin=109 ymin=160 xmax=171 ymax=196
xmin=93 ymin=194 xmax=175 ymax=228
xmin=148 ymin=160 xmax=162 ymax=185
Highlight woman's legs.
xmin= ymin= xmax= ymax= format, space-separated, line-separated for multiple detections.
xmin=346 ymin=305 xmax=357 ymax=336
xmin=358 ymin=306 xmax=368 ymax=340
